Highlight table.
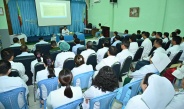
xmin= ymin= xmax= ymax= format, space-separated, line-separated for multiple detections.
xmin=56 ymin=33 xmax=85 ymax=42
xmin=10 ymin=34 xmax=27 ymax=44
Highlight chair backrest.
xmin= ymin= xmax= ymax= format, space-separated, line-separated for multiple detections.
xmin=55 ymin=98 xmax=84 ymax=109
xmin=137 ymin=39 xmax=144 ymax=47
xmin=50 ymin=50 xmax=61 ymax=61
xmin=149 ymin=38 xmax=156 ymax=45
xmin=162 ymin=43 xmax=166 ymax=48
xmin=0 ymin=87 xmax=28 ymax=109
xmin=8 ymin=69 xmax=20 ymax=77
xmin=34 ymin=62 xmax=45 ymax=82
xmin=167 ymin=52 xmax=171 ymax=57
xmin=116 ymin=79 xmax=141 ymax=106
xmin=120 ymin=56 xmax=132 ymax=81
xmin=86 ymin=53 xmax=97 ymax=70
xmin=36 ymin=44 xmax=51 ymax=55
xmin=148 ymin=47 xmax=156 ymax=56
xmin=77 ymin=46 xmax=86 ymax=54
xmin=111 ymin=62 xmax=121 ymax=79
xmin=116 ymin=43 xmax=122 ymax=53
xmin=97 ymin=38 xmax=110 ymax=49
xmin=132 ymin=46 xmax=144 ymax=62
xmin=73 ymin=71 xmax=94 ymax=89
xmin=67 ymin=41 xmax=75 ymax=51
xmin=164 ymin=40 xmax=171 ymax=50
xmin=89 ymin=92 xmax=117 ymax=109
xmin=103 ymin=52 xmax=108 ymax=59
xmin=63 ymin=58 xmax=75 ymax=70
xmin=37 ymin=77 xmax=58 ymax=100
xmin=80 ymin=40 xmax=85 ymax=45
xmin=9 ymin=47 xmax=21 ymax=57
xmin=167 ymin=50 xmax=183 ymax=67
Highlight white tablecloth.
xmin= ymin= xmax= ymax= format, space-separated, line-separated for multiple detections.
xmin=10 ymin=34 xmax=27 ymax=44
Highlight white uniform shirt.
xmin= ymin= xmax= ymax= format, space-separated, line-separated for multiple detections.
xmin=141 ymin=38 xmax=152 ymax=58
xmin=96 ymin=47 xmax=109 ymax=63
xmin=111 ymin=40 xmax=121 ymax=46
xmin=81 ymin=49 xmax=96 ymax=63
xmin=129 ymin=42 xmax=139 ymax=57
xmin=163 ymin=38 xmax=169 ymax=43
xmin=55 ymin=52 xmax=75 ymax=68
xmin=71 ymin=64 xmax=93 ymax=77
xmin=10 ymin=61 xmax=28 ymax=82
xmin=72 ymin=44 xmax=84 ymax=55
xmin=166 ymin=92 xmax=184 ymax=109
xmin=179 ymin=42 xmax=184 ymax=61
xmin=111 ymin=36 xmax=115 ymax=44
xmin=97 ymin=36 xmax=105 ymax=45
xmin=166 ymin=45 xmax=181 ymax=60
xmin=116 ymin=49 xmax=133 ymax=65
xmin=47 ymin=86 xmax=82 ymax=109
xmin=32 ymin=40 xmax=49 ymax=51
xmin=36 ymin=68 xmax=62 ymax=82
xmin=9 ymin=43 xmax=21 ymax=47
xmin=62 ymin=29 xmax=70 ymax=35
xmin=30 ymin=58 xmax=43 ymax=74
xmin=16 ymin=52 xmax=34 ymax=57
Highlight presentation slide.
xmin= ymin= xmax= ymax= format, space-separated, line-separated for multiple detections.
xmin=35 ymin=0 xmax=71 ymax=26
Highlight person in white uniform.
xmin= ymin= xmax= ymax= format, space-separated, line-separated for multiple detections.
xmin=47 ymin=69 xmax=82 ymax=109
xmin=175 ymin=29 xmax=181 ymax=36
xmin=81 ymin=41 xmax=96 ymax=63
xmin=9 ymin=37 xmax=21 ymax=47
xmin=179 ymin=38 xmax=184 ymax=61
xmin=156 ymin=32 xmax=163 ymax=39
xmin=116 ymin=40 xmax=133 ymax=65
xmin=57 ymin=35 xmax=70 ymax=47
xmin=111 ymin=31 xmax=118 ymax=44
xmin=111 ymin=35 xmax=122 ymax=46
xmin=32 ymin=37 xmax=48 ymax=51
xmin=96 ymin=32 xmax=105 ymax=45
xmin=172 ymin=61 xmax=184 ymax=80
xmin=82 ymin=66 xmax=119 ymax=109
xmin=123 ymin=30 xmax=129 ymax=37
xmin=31 ymin=50 xmax=43 ymax=74
xmin=166 ymin=36 xmax=182 ymax=60
xmin=150 ymin=31 xmax=156 ymax=38
xmin=125 ymin=73 xmax=175 ymax=109
xmin=163 ymin=32 xmax=169 ymax=43
xmin=96 ymin=39 xmax=110 ymax=63
xmin=62 ymin=26 xmax=70 ymax=35
xmin=130 ymin=52 xmax=171 ymax=82
xmin=72 ymin=38 xmax=84 ymax=55
xmin=1 ymin=48 xmax=28 ymax=82
xmin=129 ymin=34 xmax=138 ymax=57
xmin=16 ymin=45 xmax=34 ymax=57
xmin=141 ymin=32 xmax=152 ymax=58
xmin=55 ymin=41 xmax=75 ymax=69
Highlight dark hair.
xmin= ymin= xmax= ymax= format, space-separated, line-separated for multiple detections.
xmin=103 ymin=40 xmax=110 ymax=47
xmin=142 ymin=31 xmax=146 ymax=34
xmin=129 ymin=34 xmax=137 ymax=42
xmin=51 ymin=41 xmax=57 ymax=47
xmin=156 ymin=32 xmax=162 ymax=38
xmin=74 ymin=38 xmax=80 ymax=44
xmin=13 ymin=37 xmax=19 ymax=43
xmin=175 ymin=29 xmax=181 ymax=34
xmin=99 ymin=23 xmax=101 ymax=26
xmin=171 ymin=32 xmax=176 ymax=37
xmin=86 ymin=41 xmax=93 ymax=49
xmin=108 ymin=46 xmax=117 ymax=56
xmin=122 ymin=40 xmax=130 ymax=48
xmin=125 ymin=30 xmax=128 ymax=34
xmin=147 ymin=32 xmax=150 ymax=37
xmin=20 ymin=45 xmax=28 ymax=52
xmin=152 ymin=31 xmax=156 ymax=35
xmin=143 ymin=32 xmax=149 ymax=38
xmin=64 ymin=26 xmax=67 ymax=28
xmin=74 ymin=55 xmax=84 ymax=67
xmin=93 ymin=66 xmax=118 ymax=92
xmin=137 ymin=30 xmax=141 ymax=34
xmin=73 ymin=34 xmax=77 ymax=39
xmin=0 ymin=60 xmax=11 ymax=75
xmin=114 ymin=31 xmax=118 ymax=36
xmin=59 ymin=69 xmax=73 ymax=98
xmin=172 ymin=36 xmax=182 ymax=45
xmin=143 ymin=73 xmax=155 ymax=85
xmin=154 ymin=38 xmax=163 ymax=46
xmin=34 ymin=50 xmax=42 ymax=62
xmin=39 ymin=37 xmax=44 ymax=41
xmin=115 ymin=35 xmax=120 ymax=40
xmin=1 ymin=48 xmax=14 ymax=61
xmin=164 ymin=32 xmax=169 ymax=40
xmin=59 ymin=35 xmax=64 ymax=40
xmin=43 ymin=55 xmax=56 ymax=78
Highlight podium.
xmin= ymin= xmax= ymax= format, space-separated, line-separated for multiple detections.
xmin=101 ymin=26 xmax=110 ymax=37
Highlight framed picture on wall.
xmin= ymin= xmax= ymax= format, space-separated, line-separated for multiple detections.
xmin=129 ymin=7 xmax=139 ymax=17
xmin=0 ymin=7 xmax=4 ymax=15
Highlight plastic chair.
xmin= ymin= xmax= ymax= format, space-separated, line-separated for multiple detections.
xmin=8 ymin=69 xmax=20 ymax=77
xmin=132 ymin=46 xmax=144 ymax=62
xmin=77 ymin=46 xmax=86 ymax=54
xmin=103 ymin=52 xmax=108 ymax=59
xmin=67 ymin=41 xmax=75 ymax=51
xmin=111 ymin=62 xmax=121 ymax=79
xmin=164 ymin=40 xmax=171 ymax=50
xmin=73 ymin=71 xmax=94 ymax=89
xmin=0 ymin=87 xmax=28 ymax=109
xmin=137 ymin=39 xmax=144 ymax=47
xmin=86 ymin=53 xmax=97 ymax=70
xmin=89 ymin=91 xmax=117 ymax=109
xmin=36 ymin=44 xmax=51 ymax=55
xmin=37 ymin=77 xmax=58 ymax=109
xmin=97 ymin=38 xmax=110 ymax=49
xmin=116 ymin=43 xmax=122 ymax=53
xmin=9 ymin=47 xmax=21 ymax=57
xmin=116 ymin=79 xmax=142 ymax=108
xmin=55 ymin=98 xmax=83 ymax=109
xmin=63 ymin=58 xmax=75 ymax=70
xmin=167 ymin=50 xmax=183 ymax=68
xmin=148 ymin=47 xmax=156 ymax=56
xmin=50 ymin=50 xmax=61 ymax=61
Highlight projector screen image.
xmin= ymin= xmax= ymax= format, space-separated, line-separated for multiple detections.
xmin=35 ymin=0 xmax=71 ymax=26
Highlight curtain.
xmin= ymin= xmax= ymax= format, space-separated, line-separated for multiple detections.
xmin=8 ymin=0 xmax=86 ymax=37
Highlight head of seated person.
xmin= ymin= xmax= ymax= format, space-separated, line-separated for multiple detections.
xmin=124 ymin=29 xmax=129 ymax=34
xmin=171 ymin=36 xmax=182 ymax=45
xmin=93 ymin=66 xmax=119 ymax=91
xmin=43 ymin=55 xmax=56 ymax=78
xmin=121 ymin=40 xmax=130 ymax=50
xmin=108 ymin=46 xmax=117 ymax=56
xmin=156 ymin=32 xmax=162 ymax=39
xmin=74 ymin=55 xmax=85 ymax=67
xmin=34 ymin=49 xmax=42 ymax=62
xmin=86 ymin=41 xmax=93 ymax=49
xmin=39 ymin=37 xmax=44 ymax=42
xmin=154 ymin=38 xmax=163 ymax=48
xmin=73 ymin=34 xmax=77 ymax=40
xmin=0 ymin=60 xmax=11 ymax=76
xmin=102 ymin=40 xmax=110 ymax=48
xmin=74 ymin=38 xmax=80 ymax=45
xmin=142 ymin=32 xmax=149 ymax=39
xmin=151 ymin=31 xmax=156 ymax=37
xmin=59 ymin=35 xmax=64 ymax=41
xmin=164 ymin=32 xmax=169 ymax=40
xmin=1 ymin=48 xmax=14 ymax=61
xmin=114 ymin=31 xmax=118 ymax=37
xmin=175 ymin=29 xmax=181 ymax=36
xmin=59 ymin=41 xmax=70 ymax=52
xmin=170 ymin=32 xmax=177 ymax=38
xmin=51 ymin=41 xmax=58 ymax=48
xmin=137 ymin=30 xmax=141 ymax=35
xmin=13 ymin=37 xmax=19 ymax=44
xmin=129 ymin=34 xmax=137 ymax=42
xmin=115 ymin=35 xmax=120 ymax=41
xmin=63 ymin=26 xmax=67 ymax=30
xmin=20 ymin=45 xmax=28 ymax=53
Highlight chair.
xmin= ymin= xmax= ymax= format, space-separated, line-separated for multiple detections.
xmin=116 ymin=79 xmax=142 ymax=108
xmin=73 ymin=71 xmax=94 ymax=89
xmin=67 ymin=41 xmax=75 ymax=51
xmin=63 ymin=58 xmax=75 ymax=70
xmin=89 ymin=91 xmax=117 ymax=109
xmin=149 ymin=38 xmax=156 ymax=45
xmin=36 ymin=44 xmax=51 ymax=55
xmin=116 ymin=43 xmax=122 ymax=53
xmin=97 ymin=38 xmax=110 ymax=49
xmin=37 ymin=77 xmax=58 ymax=109
xmin=164 ymin=40 xmax=171 ymax=50
xmin=50 ymin=50 xmax=61 ymax=61
xmin=132 ymin=46 xmax=144 ymax=62
xmin=0 ymin=87 xmax=28 ymax=109
xmin=103 ymin=52 xmax=108 ymax=59
xmin=86 ymin=53 xmax=97 ymax=70
xmin=148 ymin=47 xmax=156 ymax=56
xmin=167 ymin=50 xmax=183 ymax=68
xmin=162 ymin=43 xmax=166 ymax=48
xmin=119 ymin=56 xmax=132 ymax=82
xmin=77 ymin=46 xmax=86 ymax=54
xmin=14 ymin=56 xmax=36 ymax=85
xmin=111 ymin=62 xmax=121 ymax=79
xmin=80 ymin=40 xmax=85 ymax=45
xmin=137 ymin=39 xmax=144 ymax=47
xmin=55 ymin=98 xmax=84 ymax=109
xmin=9 ymin=47 xmax=21 ymax=57
xmin=8 ymin=69 xmax=20 ymax=77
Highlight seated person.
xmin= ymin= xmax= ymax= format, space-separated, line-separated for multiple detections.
xmin=17 ymin=45 xmax=34 ymax=57
xmin=96 ymin=39 xmax=110 ymax=63
xmin=55 ymin=41 xmax=75 ymax=69
xmin=1 ymin=48 xmax=28 ymax=82
xmin=123 ymin=29 xmax=129 ymax=37
xmin=62 ymin=26 xmax=70 ymax=35
xmin=50 ymin=41 xmax=60 ymax=52
xmin=32 ymin=37 xmax=48 ymax=51
xmin=111 ymin=35 xmax=121 ymax=46
xmin=156 ymin=32 xmax=163 ymax=39
xmin=50 ymin=34 xmax=56 ymax=41
xmin=95 ymin=23 xmax=102 ymax=38
xmin=141 ymin=32 xmax=152 ymax=58
xmin=81 ymin=41 xmax=96 ymax=63
xmin=129 ymin=34 xmax=138 ymax=57
xmin=72 ymin=38 xmax=84 ymax=55
xmin=136 ymin=30 xmax=142 ymax=39
xmin=150 ymin=31 xmax=156 ymax=38
xmin=96 ymin=32 xmax=105 ymax=45
xmin=126 ymin=73 xmax=175 ymax=109
xmin=47 ymin=69 xmax=82 ymax=109
xmin=9 ymin=37 xmax=21 ymax=47
xmin=31 ymin=50 xmax=43 ymax=74
xmin=163 ymin=32 xmax=169 ymax=43
xmin=57 ymin=35 xmax=69 ymax=47
xmin=82 ymin=66 xmax=118 ymax=109
xmin=111 ymin=31 xmax=118 ymax=44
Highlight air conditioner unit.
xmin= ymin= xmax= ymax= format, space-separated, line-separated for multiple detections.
xmin=93 ymin=0 xmax=100 ymax=3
